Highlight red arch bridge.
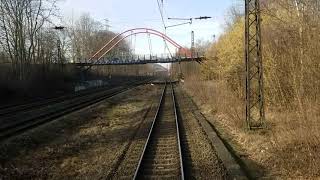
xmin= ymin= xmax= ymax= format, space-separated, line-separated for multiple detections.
xmin=69 ymin=28 xmax=204 ymax=66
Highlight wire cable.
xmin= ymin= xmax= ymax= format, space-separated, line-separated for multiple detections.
xmin=148 ymin=33 xmax=153 ymax=55
xmin=156 ymin=0 xmax=166 ymax=29
xmin=156 ymin=0 xmax=173 ymax=58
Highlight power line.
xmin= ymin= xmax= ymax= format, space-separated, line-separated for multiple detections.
xmin=156 ymin=0 xmax=173 ymax=57
xmin=168 ymin=17 xmax=192 ymax=21
xmin=194 ymin=16 xmax=212 ymax=20
xmin=109 ymin=19 xmax=163 ymax=24
xmin=166 ymin=22 xmax=192 ymax=29
xmin=156 ymin=0 xmax=166 ymax=29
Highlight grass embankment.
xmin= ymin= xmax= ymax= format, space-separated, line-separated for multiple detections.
xmin=182 ymin=77 xmax=320 ymax=179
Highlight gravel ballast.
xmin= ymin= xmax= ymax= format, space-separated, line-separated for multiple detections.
xmin=175 ymin=85 xmax=227 ymax=179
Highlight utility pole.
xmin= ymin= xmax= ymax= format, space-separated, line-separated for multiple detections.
xmin=245 ymin=0 xmax=265 ymax=129
xmin=104 ymin=19 xmax=111 ymax=31
xmin=191 ymin=31 xmax=195 ymax=57
xmin=53 ymin=26 xmax=66 ymax=71
xmin=57 ymin=39 xmax=61 ymax=64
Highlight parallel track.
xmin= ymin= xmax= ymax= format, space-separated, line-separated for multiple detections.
xmin=133 ymin=82 xmax=184 ymax=179
xmin=0 ymin=86 xmax=115 ymax=117
xmin=0 ymin=79 xmax=148 ymax=118
xmin=0 ymin=79 xmax=151 ymax=141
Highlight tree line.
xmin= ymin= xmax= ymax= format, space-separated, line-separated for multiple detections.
xmin=200 ymin=0 xmax=320 ymax=108
xmin=0 ymin=0 xmax=131 ymax=81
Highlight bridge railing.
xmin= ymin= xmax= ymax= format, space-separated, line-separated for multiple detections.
xmin=75 ymin=51 xmax=204 ymax=65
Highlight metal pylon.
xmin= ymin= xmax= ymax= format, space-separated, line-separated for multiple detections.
xmin=191 ymin=31 xmax=195 ymax=57
xmin=245 ymin=0 xmax=265 ymax=129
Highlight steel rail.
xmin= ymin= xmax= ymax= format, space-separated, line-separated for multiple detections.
xmin=133 ymin=81 xmax=185 ymax=179
xmin=0 ymin=79 xmax=148 ymax=118
xmin=170 ymin=82 xmax=185 ymax=180
xmin=0 ymin=79 xmax=152 ymax=141
xmin=0 ymin=86 xmax=119 ymax=118
xmin=133 ymin=82 xmax=167 ymax=180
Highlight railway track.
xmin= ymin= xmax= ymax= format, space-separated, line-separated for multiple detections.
xmin=0 ymin=79 xmax=149 ymax=118
xmin=0 ymin=87 xmax=113 ymax=117
xmin=0 ymin=81 xmax=238 ymax=179
xmin=133 ymin=82 xmax=184 ymax=179
xmin=0 ymin=79 xmax=152 ymax=141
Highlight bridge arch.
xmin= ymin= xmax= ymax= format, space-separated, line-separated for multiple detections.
xmin=89 ymin=28 xmax=191 ymax=62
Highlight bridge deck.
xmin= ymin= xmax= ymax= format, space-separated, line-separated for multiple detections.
xmin=73 ymin=56 xmax=204 ymax=66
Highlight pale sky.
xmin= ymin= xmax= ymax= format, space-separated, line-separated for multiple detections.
xmin=58 ymin=0 xmax=239 ymax=55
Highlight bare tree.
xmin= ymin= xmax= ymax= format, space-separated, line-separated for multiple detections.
xmin=65 ymin=13 xmax=131 ymax=62
xmin=0 ymin=0 xmax=58 ymax=80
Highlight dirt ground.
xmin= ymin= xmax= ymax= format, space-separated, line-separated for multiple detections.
xmin=0 ymin=84 xmax=160 ymax=179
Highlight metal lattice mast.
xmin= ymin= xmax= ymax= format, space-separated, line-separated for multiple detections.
xmin=191 ymin=30 xmax=195 ymax=56
xmin=245 ymin=0 xmax=265 ymax=129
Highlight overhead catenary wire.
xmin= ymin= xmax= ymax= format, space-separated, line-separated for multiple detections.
xmin=166 ymin=22 xmax=192 ymax=29
xmin=148 ymin=33 xmax=153 ymax=55
xmin=134 ymin=34 xmax=137 ymax=55
xmin=156 ymin=0 xmax=173 ymax=58
xmin=156 ymin=0 xmax=166 ymax=30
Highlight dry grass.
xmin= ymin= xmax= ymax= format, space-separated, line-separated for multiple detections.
xmin=184 ymin=76 xmax=244 ymax=129
xmin=182 ymin=76 xmax=320 ymax=179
